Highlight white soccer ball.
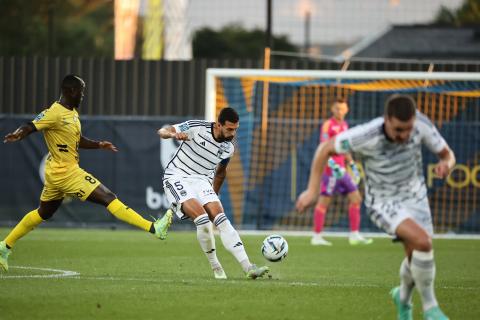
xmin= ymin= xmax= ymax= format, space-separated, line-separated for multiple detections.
xmin=261 ymin=235 xmax=288 ymax=262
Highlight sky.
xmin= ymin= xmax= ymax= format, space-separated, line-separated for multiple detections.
xmin=187 ymin=0 xmax=464 ymax=45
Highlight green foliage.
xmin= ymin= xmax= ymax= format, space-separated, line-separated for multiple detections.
xmin=434 ymin=0 xmax=480 ymax=26
xmin=0 ymin=0 xmax=113 ymax=57
xmin=1 ymin=228 xmax=479 ymax=319
xmin=193 ymin=24 xmax=297 ymax=59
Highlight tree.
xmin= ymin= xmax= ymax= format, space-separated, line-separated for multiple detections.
xmin=193 ymin=24 xmax=297 ymax=59
xmin=433 ymin=0 xmax=480 ymax=26
xmin=0 ymin=0 xmax=113 ymax=57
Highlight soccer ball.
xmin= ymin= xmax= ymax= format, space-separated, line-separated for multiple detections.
xmin=261 ymin=235 xmax=288 ymax=262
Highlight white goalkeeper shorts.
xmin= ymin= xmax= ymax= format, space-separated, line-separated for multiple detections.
xmin=163 ymin=176 xmax=219 ymax=219
xmin=366 ymin=196 xmax=433 ymax=236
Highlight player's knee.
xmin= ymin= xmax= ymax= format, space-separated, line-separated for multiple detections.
xmin=317 ymin=197 xmax=331 ymax=207
xmin=349 ymin=200 xmax=361 ymax=207
xmin=414 ymin=235 xmax=432 ymax=252
xmin=38 ymin=209 xmax=55 ymax=220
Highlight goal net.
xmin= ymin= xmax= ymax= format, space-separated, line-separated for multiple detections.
xmin=206 ymin=69 xmax=480 ymax=234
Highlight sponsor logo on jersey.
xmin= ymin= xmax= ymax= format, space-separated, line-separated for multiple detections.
xmin=202 ymin=189 xmax=216 ymax=196
xmin=340 ymin=139 xmax=351 ymax=151
xmin=217 ymin=143 xmax=230 ymax=158
xmin=34 ymin=112 xmax=45 ymax=122
xmin=179 ymin=123 xmax=190 ymax=132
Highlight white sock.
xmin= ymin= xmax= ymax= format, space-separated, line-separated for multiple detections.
xmin=410 ymin=250 xmax=438 ymax=311
xmin=399 ymin=257 xmax=415 ymax=305
xmin=213 ymin=213 xmax=251 ymax=272
xmin=194 ymin=214 xmax=221 ymax=270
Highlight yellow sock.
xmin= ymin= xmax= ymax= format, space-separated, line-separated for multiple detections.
xmin=5 ymin=209 xmax=43 ymax=248
xmin=107 ymin=198 xmax=152 ymax=232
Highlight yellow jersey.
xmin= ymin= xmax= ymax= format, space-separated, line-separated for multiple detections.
xmin=32 ymin=102 xmax=81 ymax=174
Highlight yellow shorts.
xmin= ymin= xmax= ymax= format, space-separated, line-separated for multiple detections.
xmin=40 ymin=166 xmax=101 ymax=202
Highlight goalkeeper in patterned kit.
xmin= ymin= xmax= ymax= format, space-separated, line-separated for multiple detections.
xmin=0 ymin=74 xmax=172 ymax=272
xmin=297 ymin=94 xmax=452 ymax=320
xmin=305 ymin=98 xmax=372 ymax=246
xmin=158 ymin=107 xmax=269 ymax=280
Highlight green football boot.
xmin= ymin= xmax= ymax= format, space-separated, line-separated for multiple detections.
xmin=390 ymin=286 xmax=413 ymax=320
xmin=213 ymin=267 xmax=227 ymax=280
xmin=349 ymin=232 xmax=373 ymax=245
xmin=153 ymin=208 xmax=173 ymax=240
xmin=0 ymin=241 xmax=11 ymax=272
xmin=246 ymin=264 xmax=269 ymax=280
xmin=424 ymin=306 xmax=449 ymax=320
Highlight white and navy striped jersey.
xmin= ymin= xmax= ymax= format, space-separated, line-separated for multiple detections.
xmin=163 ymin=120 xmax=234 ymax=182
xmin=334 ymin=112 xmax=447 ymax=206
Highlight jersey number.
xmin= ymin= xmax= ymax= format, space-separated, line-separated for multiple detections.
xmin=85 ymin=176 xmax=96 ymax=184
xmin=75 ymin=189 xmax=86 ymax=198
xmin=174 ymin=181 xmax=184 ymax=190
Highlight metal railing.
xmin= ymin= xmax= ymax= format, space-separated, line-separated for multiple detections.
xmin=1 ymin=56 xmax=479 ymax=116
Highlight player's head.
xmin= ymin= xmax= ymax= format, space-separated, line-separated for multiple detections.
xmin=216 ymin=107 xmax=239 ymax=142
xmin=61 ymin=74 xmax=85 ymax=108
xmin=331 ymin=98 xmax=349 ymax=120
xmin=384 ymin=94 xmax=416 ymax=144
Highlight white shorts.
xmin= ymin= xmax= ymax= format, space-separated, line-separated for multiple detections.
xmin=163 ymin=176 xmax=219 ymax=219
xmin=366 ymin=196 xmax=433 ymax=236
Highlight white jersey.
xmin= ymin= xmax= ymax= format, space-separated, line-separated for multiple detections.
xmin=163 ymin=120 xmax=234 ymax=183
xmin=334 ymin=112 xmax=447 ymax=207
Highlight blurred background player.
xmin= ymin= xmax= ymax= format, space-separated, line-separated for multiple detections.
xmin=296 ymin=94 xmax=453 ymax=320
xmin=308 ymin=98 xmax=372 ymax=246
xmin=0 ymin=74 xmax=172 ymax=272
xmin=158 ymin=107 xmax=269 ymax=280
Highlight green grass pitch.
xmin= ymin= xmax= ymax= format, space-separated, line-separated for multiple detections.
xmin=1 ymin=228 xmax=479 ymax=320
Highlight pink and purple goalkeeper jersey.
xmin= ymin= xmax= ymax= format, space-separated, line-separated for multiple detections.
xmin=320 ymin=117 xmax=348 ymax=176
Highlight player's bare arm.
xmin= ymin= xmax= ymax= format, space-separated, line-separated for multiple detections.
xmin=3 ymin=123 xmax=36 ymax=143
xmin=213 ymin=162 xmax=228 ymax=194
xmin=435 ymin=146 xmax=455 ymax=179
xmin=79 ymin=136 xmax=118 ymax=152
xmin=296 ymin=138 xmax=337 ymax=212
xmin=157 ymin=126 xmax=190 ymax=141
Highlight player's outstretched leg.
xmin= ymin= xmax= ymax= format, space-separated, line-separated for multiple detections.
xmin=90 ymin=185 xmax=173 ymax=239
xmin=194 ymin=214 xmax=226 ymax=279
xmin=0 ymin=209 xmax=44 ymax=271
xmin=213 ymin=213 xmax=269 ymax=279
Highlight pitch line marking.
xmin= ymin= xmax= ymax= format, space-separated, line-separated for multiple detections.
xmin=0 ymin=266 xmax=80 ymax=279
xmin=69 ymin=276 xmax=480 ymax=291
xmin=3 ymin=272 xmax=479 ymax=291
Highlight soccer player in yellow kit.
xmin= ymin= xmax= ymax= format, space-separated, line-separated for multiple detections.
xmin=0 ymin=74 xmax=173 ymax=271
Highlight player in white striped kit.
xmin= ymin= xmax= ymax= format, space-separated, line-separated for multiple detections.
xmin=158 ymin=107 xmax=269 ymax=280
xmin=296 ymin=95 xmax=454 ymax=320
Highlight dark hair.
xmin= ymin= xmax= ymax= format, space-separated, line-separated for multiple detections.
xmin=385 ymin=94 xmax=416 ymax=121
xmin=333 ymin=97 xmax=347 ymax=104
xmin=218 ymin=107 xmax=239 ymax=124
xmin=62 ymin=74 xmax=85 ymax=89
